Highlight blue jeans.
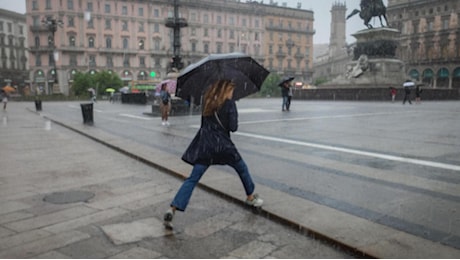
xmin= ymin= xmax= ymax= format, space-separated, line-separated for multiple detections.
xmin=171 ymin=159 xmax=255 ymax=211
xmin=282 ymin=96 xmax=288 ymax=110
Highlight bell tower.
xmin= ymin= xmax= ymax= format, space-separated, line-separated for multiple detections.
xmin=329 ymin=2 xmax=347 ymax=57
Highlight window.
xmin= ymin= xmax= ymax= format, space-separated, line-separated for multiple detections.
xmin=154 ymin=40 xmax=160 ymax=50
xmin=67 ymin=0 xmax=73 ymax=9
xmin=217 ymin=16 xmax=222 ymax=24
xmin=154 ymin=9 xmax=159 ymax=17
xmin=106 ymin=56 xmax=113 ymax=67
xmin=88 ymin=37 xmax=94 ymax=47
xmin=87 ymin=19 xmax=94 ymax=28
xmin=69 ymin=36 xmax=75 ymax=46
xmin=204 ymin=14 xmax=209 ymax=23
xmin=242 ymin=18 xmax=247 ymax=27
xmin=105 ymin=19 xmax=111 ymax=29
xmin=123 ymin=56 xmax=129 ymax=67
xmin=139 ymin=56 xmax=145 ymax=67
xmin=217 ymin=43 xmax=222 ymax=53
xmin=204 ymin=28 xmax=208 ymax=37
xmin=69 ymin=54 xmax=77 ymax=66
xmin=191 ymin=42 xmax=196 ymax=52
xmin=46 ymin=0 xmax=51 ymax=9
xmin=139 ymin=7 xmax=144 ymax=16
xmin=32 ymin=0 xmax=38 ymax=10
xmin=139 ymin=39 xmax=144 ymax=50
xmin=204 ymin=43 xmax=209 ymax=53
xmin=7 ymin=23 xmax=12 ymax=33
xmin=89 ymin=55 xmax=96 ymax=67
xmin=87 ymin=2 xmax=93 ymax=11
xmin=68 ymin=16 xmax=74 ymax=27
xmin=106 ymin=37 xmax=112 ymax=48
xmin=122 ymin=6 xmax=127 ymax=15
xmin=48 ymin=35 xmax=53 ymax=47
xmin=32 ymin=16 xmax=40 ymax=26
xmin=122 ymin=21 xmax=128 ymax=31
xmin=139 ymin=22 xmax=144 ymax=32
xmin=123 ymin=38 xmax=129 ymax=48
xmin=191 ymin=28 xmax=196 ymax=36
xmin=105 ymin=4 xmax=110 ymax=13
xmin=34 ymin=36 xmax=40 ymax=47
xmin=49 ymin=53 xmax=55 ymax=66
xmin=255 ymin=19 xmax=259 ymax=28
xmin=35 ymin=54 xmax=41 ymax=66
xmin=0 ymin=22 xmax=3 ymax=31
xmin=217 ymin=29 xmax=222 ymax=38
xmin=229 ymin=17 xmax=234 ymax=25
xmin=154 ymin=24 xmax=159 ymax=33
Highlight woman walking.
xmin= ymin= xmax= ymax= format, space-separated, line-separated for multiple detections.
xmin=159 ymin=83 xmax=171 ymax=126
xmin=164 ymin=79 xmax=263 ymax=228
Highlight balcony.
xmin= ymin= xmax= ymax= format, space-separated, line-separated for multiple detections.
xmin=276 ymin=52 xmax=286 ymax=58
xmin=60 ymin=46 xmax=85 ymax=53
xmin=30 ymin=25 xmax=49 ymax=32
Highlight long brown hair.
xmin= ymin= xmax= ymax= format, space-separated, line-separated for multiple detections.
xmin=202 ymin=80 xmax=235 ymax=116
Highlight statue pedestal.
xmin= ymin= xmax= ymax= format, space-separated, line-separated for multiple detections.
xmin=324 ymin=28 xmax=406 ymax=88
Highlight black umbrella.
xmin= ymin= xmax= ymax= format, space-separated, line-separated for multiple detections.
xmin=278 ymin=76 xmax=295 ymax=87
xmin=176 ymin=52 xmax=270 ymax=105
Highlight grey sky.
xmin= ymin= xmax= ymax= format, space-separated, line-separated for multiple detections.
xmin=0 ymin=0 xmax=388 ymax=44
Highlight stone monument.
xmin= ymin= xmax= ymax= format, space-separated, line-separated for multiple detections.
xmin=324 ymin=0 xmax=406 ymax=88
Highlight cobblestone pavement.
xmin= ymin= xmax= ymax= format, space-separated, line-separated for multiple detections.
xmin=0 ymin=103 xmax=354 ymax=258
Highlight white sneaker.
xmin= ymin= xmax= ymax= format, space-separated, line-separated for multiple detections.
xmin=161 ymin=121 xmax=166 ymax=126
xmin=165 ymin=121 xmax=170 ymax=126
xmin=246 ymin=194 xmax=263 ymax=207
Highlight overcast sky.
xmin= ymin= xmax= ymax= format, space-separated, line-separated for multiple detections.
xmin=0 ymin=0 xmax=388 ymax=44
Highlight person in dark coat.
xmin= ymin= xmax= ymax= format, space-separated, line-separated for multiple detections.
xmin=164 ymin=79 xmax=263 ymax=228
xmin=415 ymin=85 xmax=423 ymax=104
xmin=402 ymin=80 xmax=413 ymax=105
xmin=279 ymin=77 xmax=293 ymax=111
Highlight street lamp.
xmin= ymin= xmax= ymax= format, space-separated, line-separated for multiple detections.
xmin=42 ymin=16 xmax=63 ymax=90
xmin=165 ymin=0 xmax=188 ymax=71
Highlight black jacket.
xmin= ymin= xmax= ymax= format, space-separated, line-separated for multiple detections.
xmin=181 ymin=99 xmax=241 ymax=165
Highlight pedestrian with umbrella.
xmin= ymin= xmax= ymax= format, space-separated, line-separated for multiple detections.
xmin=164 ymin=53 xmax=269 ymax=229
xmin=278 ymin=76 xmax=294 ymax=111
xmin=1 ymin=89 xmax=8 ymax=111
xmin=402 ymin=79 xmax=414 ymax=105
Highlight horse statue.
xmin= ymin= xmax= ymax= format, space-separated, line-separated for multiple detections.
xmin=347 ymin=0 xmax=389 ymax=29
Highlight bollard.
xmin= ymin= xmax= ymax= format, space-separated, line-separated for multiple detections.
xmin=35 ymin=100 xmax=42 ymax=111
xmin=80 ymin=103 xmax=94 ymax=125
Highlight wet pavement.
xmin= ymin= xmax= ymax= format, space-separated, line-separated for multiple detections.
xmin=1 ymin=100 xmax=460 ymax=258
xmin=0 ymin=103 xmax=353 ymax=258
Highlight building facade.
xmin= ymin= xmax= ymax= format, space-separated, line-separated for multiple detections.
xmin=387 ymin=0 xmax=460 ymax=88
xmin=312 ymin=2 xmax=352 ymax=83
xmin=26 ymin=0 xmax=314 ymax=95
xmin=0 ymin=9 xmax=29 ymax=93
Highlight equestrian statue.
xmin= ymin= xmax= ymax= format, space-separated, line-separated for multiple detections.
xmin=347 ymin=0 xmax=389 ymax=29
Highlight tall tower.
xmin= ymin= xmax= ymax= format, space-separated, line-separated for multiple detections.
xmin=329 ymin=2 xmax=347 ymax=57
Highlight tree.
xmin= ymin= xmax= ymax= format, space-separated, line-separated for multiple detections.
xmin=72 ymin=71 xmax=95 ymax=97
xmin=259 ymin=73 xmax=282 ymax=97
xmin=71 ymin=71 xmax=123 ymax=97
xmin=93 ymin=71 xmax=123 ymax=96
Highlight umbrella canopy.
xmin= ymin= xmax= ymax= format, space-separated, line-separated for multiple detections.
xmin=105 ymin=88 xmax=115 ymax=93
xmin=176 ymin=52 xmax=269 ymax=105
xmin=156 ymin=79 xmax=177 ymax=94
xmin=2 ymin=86 xmax=16 ymax=93
xmin=403 ymin=81 xmax=415 ymax=87
xmin=119 ymin=86 xmax=129 ymax=93
xmin=278 ymin=76 xmax=295 ymax=87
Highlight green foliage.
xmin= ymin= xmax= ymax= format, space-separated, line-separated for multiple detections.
xmin=314 ymin=77 xmax=329 ymax=86
xmin=259 ymin=73 xmax=282 ymax=97
xmin=71 ymin=71 xmax=123 ymax=96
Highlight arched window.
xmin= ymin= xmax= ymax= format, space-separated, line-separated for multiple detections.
xmin=88 ymin=37 xmax=94 ymax=48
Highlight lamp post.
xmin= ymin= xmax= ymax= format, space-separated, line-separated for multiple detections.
xmin=42 ymin=16 xmax=63 ymax=93
xmin=165 ymin=0 xmax=188 ymax=71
